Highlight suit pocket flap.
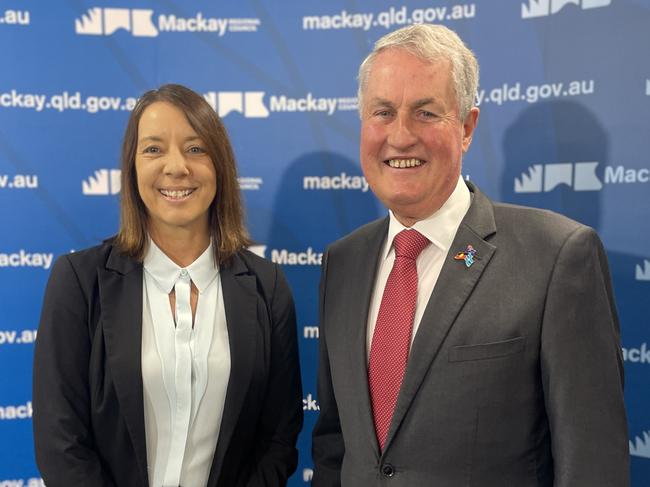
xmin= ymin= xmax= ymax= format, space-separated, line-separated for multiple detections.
xmin=449 ymin=336 xmax=525 ymax=362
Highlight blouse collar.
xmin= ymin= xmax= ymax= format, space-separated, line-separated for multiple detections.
xmin=143 ymin=238 xmax=219 ymax=294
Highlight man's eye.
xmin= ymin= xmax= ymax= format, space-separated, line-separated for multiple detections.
xmin=374 ymin=110 xmax=392 ymax=118
xmin=418 ymin=110 xmax=437 ymax=119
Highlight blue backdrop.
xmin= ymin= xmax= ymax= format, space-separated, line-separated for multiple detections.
xmin=1 ymin=1 xmax=649 ymax=485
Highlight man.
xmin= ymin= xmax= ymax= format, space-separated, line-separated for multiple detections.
xmin=311 ymin=24 xmax=629 ymax=486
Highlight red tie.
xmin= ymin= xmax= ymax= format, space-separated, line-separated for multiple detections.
xmin=368 ymin=229 xmax=430 ymax=451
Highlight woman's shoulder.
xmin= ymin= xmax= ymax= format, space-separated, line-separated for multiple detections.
xmin=232 ymin=248 xmax=294 ymax=311
xmin=232 ymin=247 xmax=294 ymax=291
xmin=59 ymin=238 xmax=112 ymax=266
xmin=53 ymin=238 xmax=136 ymax=277
xmin=234 ymin=247 xmax=277 ymax=278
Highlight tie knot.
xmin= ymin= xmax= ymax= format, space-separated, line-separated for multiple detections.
xmin=393 ymin=229 xmax=430 ymax=260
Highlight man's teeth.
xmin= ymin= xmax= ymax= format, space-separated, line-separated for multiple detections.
xmin=160 ymin=189 xmax=194 ymax=198
xmin=387 ymin=158 xmax=423 ymax=168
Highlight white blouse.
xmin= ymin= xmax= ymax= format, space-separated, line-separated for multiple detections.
xmin=142 ymin=239 xmax=230 ymax=487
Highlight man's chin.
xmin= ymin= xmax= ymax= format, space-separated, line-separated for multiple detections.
xmin=385 ymin=201 xmax=431 ymax=225
xmin=387 ymin=191 xmax=452 ymax=220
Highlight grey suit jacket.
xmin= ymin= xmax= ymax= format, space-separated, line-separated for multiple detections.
xmin=312 ymin=182 xmax=629 ymax=486
xmin=33 ymin=240 xmax=302 ymax=487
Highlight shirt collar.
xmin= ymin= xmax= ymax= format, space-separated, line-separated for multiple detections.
xmin=143 ymin=238 xmax=219 ymax=294
xmin=382 ymin=176 xmax=471 ymax=261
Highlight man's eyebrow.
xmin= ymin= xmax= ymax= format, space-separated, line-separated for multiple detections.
xmin=366 ymin=97 xmax=441 ymax=109
xmin=367 ymin=97 xmax=395 ymax=108
xmin=410 ymin=98 xmax=440 ymax=109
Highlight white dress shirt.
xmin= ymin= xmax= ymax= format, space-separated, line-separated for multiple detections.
xmin=142 ymin=239 xmax=230 ymax=487
xmin=367 ymin=177 xmax=471 ymax=359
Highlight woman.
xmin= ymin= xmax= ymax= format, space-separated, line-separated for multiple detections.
xmin=33 ymin=84 xmax=303 ymax=487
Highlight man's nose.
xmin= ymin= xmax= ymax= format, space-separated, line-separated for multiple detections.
xmin=387 ymin=114 xmax=418 ymax=150
xmin=163 ymin=147 xmax=190 ymax=176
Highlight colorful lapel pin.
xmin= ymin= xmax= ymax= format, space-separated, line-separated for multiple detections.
xmin=454 ymin=244 xmax=477 ymax=268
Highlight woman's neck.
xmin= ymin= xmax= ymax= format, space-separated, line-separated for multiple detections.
xmin=148 ymin=226 xmax=211 ymax=268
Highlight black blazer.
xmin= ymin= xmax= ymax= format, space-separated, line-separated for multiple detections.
xmin=33 ymin=241 xmax=303 ymax=487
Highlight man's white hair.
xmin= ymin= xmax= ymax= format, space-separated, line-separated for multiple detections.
xmin=358 ymin=24 xmax=479 ymax=120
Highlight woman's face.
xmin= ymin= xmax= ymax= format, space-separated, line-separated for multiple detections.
xmin=135 ymin=101 xmax=217 ymax=238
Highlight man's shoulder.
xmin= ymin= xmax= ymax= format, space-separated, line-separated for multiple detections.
xmin=491 ymin=200 xmax=596 ymax=246
xmin=493 ymin=200 xmax=585 ymax=231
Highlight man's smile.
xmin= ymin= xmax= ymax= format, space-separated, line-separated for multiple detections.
xmin=384 ymin=158 xmax=425 ymax=168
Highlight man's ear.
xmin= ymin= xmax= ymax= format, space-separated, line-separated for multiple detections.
xmin=461 ymin=107 xmax=480 ymax=153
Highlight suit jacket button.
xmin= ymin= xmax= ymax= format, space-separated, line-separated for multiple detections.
xmin=381 ymin=464 xmax=395 ymax=477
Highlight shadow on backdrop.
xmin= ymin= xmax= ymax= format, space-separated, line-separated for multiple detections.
xmin=501 ymin=101 xmax=650 ymax=471
xmin=262 ymin=150 xmax=381 ymax=477
xmin=501 ymin=100 xmax=604 ymax=229
xmin=267 ymin=150 xmax=381 ymax=251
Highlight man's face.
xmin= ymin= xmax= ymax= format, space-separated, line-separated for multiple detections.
xmin=360 ymin=49 xmax=478 ymax=226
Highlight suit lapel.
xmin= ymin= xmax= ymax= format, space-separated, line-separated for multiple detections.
xmin=207 ymin=254 xmax=258 ymax=487
xmin=384 ymin=184 xmax=497 ymax=451
xmin=346 ymin=218 xmax=389 ymax=457
xmin=98 ymin=247 xmax=149 ymax=486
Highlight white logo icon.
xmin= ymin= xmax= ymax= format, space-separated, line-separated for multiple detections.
xmin=82 ymin=169 xmax=121 ymax=195
xmin=248 ymin=245 xmax=267 ymax=259
xmin=514 ymin=162 xmax=602 ymax=193
xmin=636 ymin=260 xmax=650 ymax=281
xmin=75 ymin=8 xmax=158 ymax=37
xmin=203 ymin=91 xmax=269 ymax=118
xmin=522 ymin=0 xmax=611 ymax=18
xmin=630 ymin=430 xmax=650 ymax=459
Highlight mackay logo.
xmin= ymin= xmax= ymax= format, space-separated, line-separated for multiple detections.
xmin=630 ymin=430 xmax=650 ymax=459
xmin=82 ymin=169 xmax=121 ymax=195
xmin=75 ymin=8 xmax=157 ymax=36
xmin=636 ymin=260 xmax=650 ymax=282
xmin=514 ymin=162 xmax=649 ymax=193
xmin=515 ymin=162 xmax=601 ymax=192
xmin=204 ymin=91 xmax=269 ymax=118
xmin=521 ymin=0 xmax=611 ymax=19
xmin=247 ymin=245 xmax=267 ymax=259
xmin=75 ymin=7 xmax=259 ymax=37
xmin=203 ymin=91 xmax=356 ymax=118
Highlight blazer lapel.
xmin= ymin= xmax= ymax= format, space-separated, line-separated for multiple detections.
xmin=98 ymin=247 xmax=149 ymax=486
xmin=207 ymin=254 xmax=258 ymax=487
xmin=384 ymin=184 xmax=497 ymax=450
xmin=346 ymin=218 xmax=389 ymax=457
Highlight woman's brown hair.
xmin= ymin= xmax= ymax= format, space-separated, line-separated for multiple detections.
xmin=114 ymin=83 xmax=251 ymax=264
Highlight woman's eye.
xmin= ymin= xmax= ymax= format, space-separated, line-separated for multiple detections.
xmin=188 ymin=146 xmax=206 ymax=154
xmin=143 ymin=146 xmax=160 ymax=154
